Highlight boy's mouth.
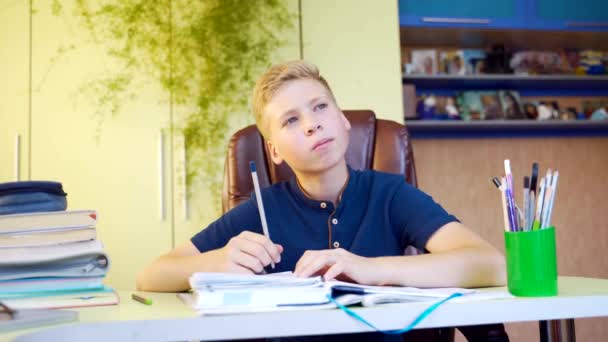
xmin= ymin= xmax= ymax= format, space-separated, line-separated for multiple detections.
xmin=312 ymin=138 xmax=334 ymax=151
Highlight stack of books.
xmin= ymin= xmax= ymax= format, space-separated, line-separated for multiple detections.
xmin=0 ymin=210 xmax=118 ymax=309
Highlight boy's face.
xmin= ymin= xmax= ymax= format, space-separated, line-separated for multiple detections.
xmin=264 ymin=78 xmax=351 ymax=174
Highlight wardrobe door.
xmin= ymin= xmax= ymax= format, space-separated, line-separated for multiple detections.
xmin=30 ymin=1 xmax=173 ymax=289
xmin=0 ymin=0 xmax=29 ymax=182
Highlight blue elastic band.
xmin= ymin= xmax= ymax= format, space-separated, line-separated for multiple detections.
xmin=327 ymin=292 xmax=463 ymax=335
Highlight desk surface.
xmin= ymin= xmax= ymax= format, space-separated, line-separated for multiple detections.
xmin=3 ymin=276 xmax=608 ymax=342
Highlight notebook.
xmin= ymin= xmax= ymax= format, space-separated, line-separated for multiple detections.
xmin=184 ymin=272 xmax=475 ymax=315
xmin=0 ymin=227 xmax=96 ymax=248
xmin=0 ymin=240 xmax=109 ymax=281
xmin=0 ymin=210 xmax=97 ymax=234
xmin=1 ymin=286 xmax=119 ymax=310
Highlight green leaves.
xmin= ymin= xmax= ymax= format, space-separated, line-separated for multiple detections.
xmin=59 ymin=0 xmax=294 ymax=213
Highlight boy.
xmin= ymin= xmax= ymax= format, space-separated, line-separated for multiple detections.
xmin=137 ymin=60 xmax=506 ymax=339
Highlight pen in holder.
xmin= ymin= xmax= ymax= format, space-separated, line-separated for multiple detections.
xmin=504 ymin=226 xmax=558 ymax=297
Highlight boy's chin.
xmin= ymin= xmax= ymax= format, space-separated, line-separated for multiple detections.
xmin=294 ymin=157 xmax=346 ymax=174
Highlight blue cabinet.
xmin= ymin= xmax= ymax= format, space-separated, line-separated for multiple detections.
xmin=398 ymin=0 xmax=526 ymax=29
xmin=528 ymin=0 xmax=608 ymax=31
xmin=399 ymin=0 xmax=608 ymax=31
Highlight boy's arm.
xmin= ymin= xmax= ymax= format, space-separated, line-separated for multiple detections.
xmin=136 ymin=231 xmax=283 ymax=292
xmin=295 ymin=222 xmax=506 ymax=288
xmin=375 ymin=221 xmax=506 ymax=288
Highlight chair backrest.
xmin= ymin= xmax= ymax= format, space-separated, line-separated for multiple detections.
xmin=222 ymin=110 xmax=417 ymax=212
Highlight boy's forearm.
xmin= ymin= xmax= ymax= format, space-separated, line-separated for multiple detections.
xmin=136 ymin=249 xmax=223 ymax=292
xmin=371 ymin=247 xmax=507 ymax=288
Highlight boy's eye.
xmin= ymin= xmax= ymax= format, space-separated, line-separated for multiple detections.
xmin=314 ymin=103 xmax=328 ymax=111
xmin=283 ymin=116 xmax=298 ymax=126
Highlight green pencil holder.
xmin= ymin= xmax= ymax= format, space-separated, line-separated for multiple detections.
xmin=504 ymin=226 xmax=558 ymax=297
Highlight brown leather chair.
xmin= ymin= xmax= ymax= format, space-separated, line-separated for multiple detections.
xmin=222 ymin=110 xmax=508 ymax=342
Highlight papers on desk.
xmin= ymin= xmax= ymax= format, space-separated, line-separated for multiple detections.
xmin=183 ymin=272 xmax=479 ymax=315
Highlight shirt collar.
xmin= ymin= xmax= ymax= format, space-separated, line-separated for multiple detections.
xmin=288 ymin=165 xmax=356 ymax=211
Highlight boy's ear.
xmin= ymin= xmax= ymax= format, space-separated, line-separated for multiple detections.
xmin=266 ymin=140 xmax=284 ymax=165
xmin=340 ymin=112 xmax=351 ymax=131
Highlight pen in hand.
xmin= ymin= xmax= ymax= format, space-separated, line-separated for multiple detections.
xmin=249 ymin=161 xmax=275 ymax=269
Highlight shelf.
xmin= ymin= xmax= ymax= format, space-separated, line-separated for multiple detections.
xmin=399 ymin=27 xmax=608 ymax=50
xmin=402 ymin=74 xmax=608 ymax=96
xmin=404 ymin=120 xmax=608 ymax=138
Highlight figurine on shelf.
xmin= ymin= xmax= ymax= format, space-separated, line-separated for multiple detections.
xmin=445 ymin=97 xmax=460 ymax=120
xmin=577 ymin=50 xmax=606 ymax=75
xmin=420 ymin=95 xmax=437 ymax=120
xmin=523 ymin=103 xmax=539 ymax=120
xmin=537 ymin=102 xmax=554 ymax=120
xmin=559 ymin=107 xmax=577 ymax=120
xmin=590 ymin=107 xmax=608 ymax=120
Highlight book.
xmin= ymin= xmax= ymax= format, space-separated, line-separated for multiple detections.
xmin=0 ymin=276 xmax=105 ymax=294
xmin=184 ymin=272 xmax=475 ymax=315
xmin=0 ymin=210 xmax=97 ymax=234
xmin=411 ymin=49 xmax=437 ymax=75
xmin=0 ymin=240 xmax=109 ymax=281
xmin=439 ymin=50 xmax=465 ymax=75
xmin=498 ymin=90 xmax=525 ymax=120
xmin=0 ymin=286 xmax=119 ymax=310
xmin=0 ymin=227 xmax=96 ymax=248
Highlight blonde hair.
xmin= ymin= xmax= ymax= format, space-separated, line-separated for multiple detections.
xmin=252 ymin=60 xmax=335 ymax=138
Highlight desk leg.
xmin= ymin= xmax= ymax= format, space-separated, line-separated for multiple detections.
xmin=539 ymin=319 xmax=576 ymax=342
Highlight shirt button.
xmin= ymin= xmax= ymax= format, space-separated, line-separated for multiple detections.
xmin=320 ymin=202 xmax=327 ymax=209
xmin=333 ymin=241 xmax=340 ymax=248
xmin=332 ymin=218 xmax=338 ymax=225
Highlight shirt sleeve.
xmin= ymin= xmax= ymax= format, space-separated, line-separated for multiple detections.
xmin=190 ymin=197 xmax=263 ymax=253
xmin=389 ymin=181 xmax=459 ymax=251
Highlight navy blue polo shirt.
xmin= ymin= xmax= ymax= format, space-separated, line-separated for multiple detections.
xmin=191 ymin=166 xmax=458 ymax=272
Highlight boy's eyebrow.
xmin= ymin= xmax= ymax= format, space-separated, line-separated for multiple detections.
xmin=278 ymin=96 xmax=328 ymax=121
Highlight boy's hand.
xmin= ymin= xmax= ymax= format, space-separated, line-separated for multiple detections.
xmin=218 ymin=231 xmax=283 ymax=274
xmin=294 ymin=248 xmax=380 ymax=285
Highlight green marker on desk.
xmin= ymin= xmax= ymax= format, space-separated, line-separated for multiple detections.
xmin=132 ymin=293 xmax=153 ymax=305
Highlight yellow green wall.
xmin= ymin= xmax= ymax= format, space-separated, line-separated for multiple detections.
xmin=302 ymin=0 xmax=404 ymax=123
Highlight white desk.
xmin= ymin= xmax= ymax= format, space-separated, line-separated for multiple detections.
xmin=3 ymin=276 xmax=608 ymax=342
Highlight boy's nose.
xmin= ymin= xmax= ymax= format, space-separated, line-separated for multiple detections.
xmin=305 ymin=124 xmax=322 ymax=135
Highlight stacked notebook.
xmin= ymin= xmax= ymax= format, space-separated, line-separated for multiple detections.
xmin=0 ymin=210 xmax=118 ymax=309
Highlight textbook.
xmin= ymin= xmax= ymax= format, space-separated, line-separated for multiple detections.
xmin=0 ymin=286 xmax=119 ymax=310
xmin=184 ymin=272 xmax=475 ymax=315
xmin=0 ymin=210 xmax=97 ymax=234
xmin=0 ymin=227 xmax=96 ymax=248
xmin=0 ymin=276 xmax=105 ymax=295
xmin=0 ymin=239 xmax=109 ymax=281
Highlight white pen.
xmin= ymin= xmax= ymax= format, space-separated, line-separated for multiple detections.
xmin=533 ymin=177 xmax=546 ymax=230
xmin=541 ymin=170 xmax=553 ymax=229
xmin=545 ymin=170 xmax=559 ymax=228
xmin=249 ymin=161 xmax=274 ymax=269
xmin=499 ymin=178 xmax=510 ymax=232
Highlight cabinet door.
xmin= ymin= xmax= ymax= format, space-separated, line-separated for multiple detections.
xmin=399 ymin=0 xmax=525 ymax=29
xmin=30 ymin=2 xmax=173 ymax=290
xmin=0 ymin=1 xmax=29 ymax=182
xmin=531 ymin=0 xmax=608 ymax=31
